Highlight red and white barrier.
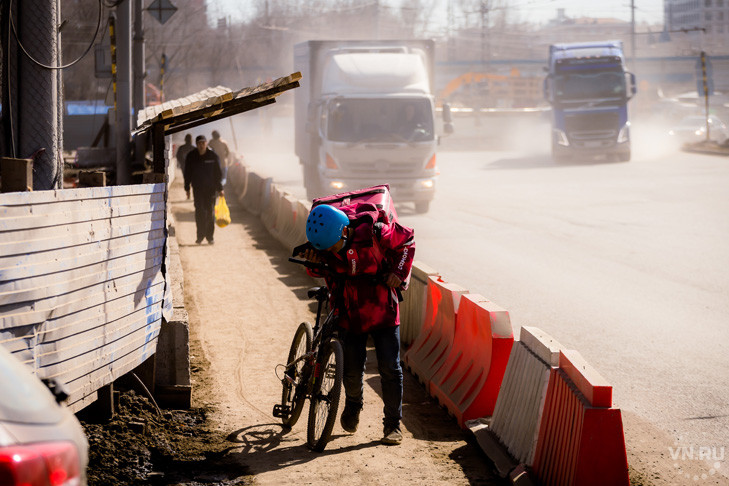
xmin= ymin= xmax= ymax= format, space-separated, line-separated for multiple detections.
xmin=429 ymin=293 xmax=513 ymax=427
xmin=402 ymin=276 xmax=468 ymax=388
xmin=400 ymin=262 xmax=440 ymax=346
xmin=531 ymin=350 xmax=629 ymax=486
xmin=488 ymin=326 xmax=562 ymax=467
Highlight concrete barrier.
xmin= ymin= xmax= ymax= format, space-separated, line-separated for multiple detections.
xmin=531 ymin=350 xmax=629 ymax=486
xmin=263 ymin=184 xmax=281 ymax=233
xmin=468 ymin=326 xmax=562 ymax=476
xmin=242 ymin=172 xmax=268 ymax=215
xmin=400 ymin=262 xmax=439 ymax=346
xmin=229 ymin=162 xmax=248 ymax=199
xmin=403 ymin=276 xmax=468 ymax=388
xmin=429 ymin=293 xmax=513 ymax=427
xmin=274 ymin=193 xmax=301 ymax=252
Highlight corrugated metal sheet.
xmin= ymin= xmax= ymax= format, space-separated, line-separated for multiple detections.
xmin=0 ymin=184 xmax=167 ymax=412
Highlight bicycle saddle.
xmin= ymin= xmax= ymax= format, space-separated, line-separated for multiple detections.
xmin=308 ymin=286 xmax=328 ymax=301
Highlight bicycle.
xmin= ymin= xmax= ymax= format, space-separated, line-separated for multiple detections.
xmin=272 ymin=245 xmax=346 ymax=452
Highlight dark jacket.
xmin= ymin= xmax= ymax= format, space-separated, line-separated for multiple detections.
xmin=184 ymin=148 xmax=223 ymax=194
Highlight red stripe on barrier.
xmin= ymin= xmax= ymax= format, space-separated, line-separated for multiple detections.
xmin=559 ymin=349 xmax=612 ymax=408
xmin=429 ymin=294 xmax=513 ymax=427
xmin=402 ymin=276 xmax=468 ymax=388
xmin=532 ymin=362 xmax=629 ymax=486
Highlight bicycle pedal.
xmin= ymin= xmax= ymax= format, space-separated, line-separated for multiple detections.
xmin=272 ymin=404 xmax=291 ymax=418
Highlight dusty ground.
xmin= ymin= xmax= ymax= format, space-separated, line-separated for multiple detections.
xmin=79 ymin=170 xmax=727 ymax=486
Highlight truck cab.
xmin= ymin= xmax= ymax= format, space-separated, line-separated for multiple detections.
xmin=295 ymin=40 xmax=448 ymax=213
xmin=543 ymin=41 xmax=637 ymax=162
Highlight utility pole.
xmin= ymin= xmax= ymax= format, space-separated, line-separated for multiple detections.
xmin=116 ymin=0 xmax=132 ymax=185
xmin=631 ymin=0 xmax=636 ymax=63
xmin=480 ymin=1 xmax=489 ymax=70
xmin=133 ymin=0 xmax=146 ymax=169
xmin=12 ymin=0 xmax=63 ymax=190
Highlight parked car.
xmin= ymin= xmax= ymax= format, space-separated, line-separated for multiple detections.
xmin=0 ymin=345 xmax=88 ymax=486
xmin=668 ymin=115 xmax=729 ymax=145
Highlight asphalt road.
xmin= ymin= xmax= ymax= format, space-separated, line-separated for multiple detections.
xmin=213 ymin=114 xmax=729 ymax=480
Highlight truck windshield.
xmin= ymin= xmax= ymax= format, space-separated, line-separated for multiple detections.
xmin=554 ymin=67 xmax=626 ymax=102
xmin=327 ymin=98 xmax=434 ymax=143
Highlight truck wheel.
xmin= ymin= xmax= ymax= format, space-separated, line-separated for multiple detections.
xmin=617 ymin=151 xmax=631 ymax=162
xmin=415 ymin=201 xmax=430 ymax=214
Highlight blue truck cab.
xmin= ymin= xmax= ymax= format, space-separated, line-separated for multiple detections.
xmin=543 ymin=41 xmax=637 ymax=162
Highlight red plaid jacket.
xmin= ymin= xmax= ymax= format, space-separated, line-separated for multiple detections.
xmin=308 ymin=202 xmax=415 ymax=334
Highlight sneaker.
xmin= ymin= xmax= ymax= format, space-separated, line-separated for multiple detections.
xmin=340 ymin=403 xmax=361 ymax=433
xmin=208 ymin=239 xmax=214 ymax=245
xmin=381 ymin=426 xmax=403 ymax=445
xmin=195 ymin=239 xmax=203 ymax=245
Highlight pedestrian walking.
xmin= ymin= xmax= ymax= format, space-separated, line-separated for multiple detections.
xmin=208 ymin=130 xmax=231 ymax=186
xmin=175 ymin=133 xmax=194 ymax=172
xmin=184 ymin=135 xmax=223 ymax=245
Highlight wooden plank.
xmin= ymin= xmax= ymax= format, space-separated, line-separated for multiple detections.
xmin=0 ymin=231 xmax=166 ymax=280
xmin=36 ymin=303 xmax=163 ymax=366
xmin=0 ymin=190 xmax=164 ymax=220
xmin=0 ymin=213 xmax=165 ymax=256
xmin=0 ymin=251 xmax=164 ymax=306
xmin=0 ymin=184 xmax=165 ymax=205
xmin=0 ymin=281 xmax=165 ymax=345
xmin=0 ymin=268 xmax=165 ymax=329
xmin=39 ymin=316 xmax=161 ymax=378
xmin=64 ymin=335 xmax=160 ymax=412
xmin=49 ymin=324 xmax=161 ymax=389
xmin=0 ymin=183 xmax=162 ymax=207
xmin=0 ymin=199 xmax=165 ymax=232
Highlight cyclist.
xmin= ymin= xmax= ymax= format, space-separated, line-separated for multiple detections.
xmin=300 ymin=203 xmax=415 ymax=445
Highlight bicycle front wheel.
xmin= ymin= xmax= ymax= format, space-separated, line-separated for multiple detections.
xmin=281 ymin=321 xmax=313 ymax=428
xmin=307 ymin=339 xmax=344 ymax=452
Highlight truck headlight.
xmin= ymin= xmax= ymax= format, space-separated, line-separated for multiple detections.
xmin=554 ymin=129 xmax=569 ymax=146
xmin=330 ymin=181 xmax=345 ymax=190
xmin=618 ymin=122 xmax=631 ymax=143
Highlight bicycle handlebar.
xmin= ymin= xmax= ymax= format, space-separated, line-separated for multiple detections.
xmin=289 ymin=252 xmax=404 ymax=302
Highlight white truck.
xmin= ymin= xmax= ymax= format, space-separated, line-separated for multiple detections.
xmin=294 ymin=40 xmax=451 ymax=213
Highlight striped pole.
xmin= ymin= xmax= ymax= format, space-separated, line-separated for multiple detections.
xmin=110 ymin=15 xmax=117 ymax=111
xmin=700 ymin=51 xmax=709 ymax=142
xmin=160 ymin=53 xmax=166 ymax=102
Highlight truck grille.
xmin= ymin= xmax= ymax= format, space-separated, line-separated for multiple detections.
xmin=565 ymin=112 xmax=618 ymax=140
xmin=339 ymin=159 xmax=424 ymax=175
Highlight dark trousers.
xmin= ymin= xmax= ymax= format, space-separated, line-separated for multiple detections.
xmin=193 ymin=189 xmax=216 ymax=242
xmin=342 ymin=325 xmax=403 ymax=429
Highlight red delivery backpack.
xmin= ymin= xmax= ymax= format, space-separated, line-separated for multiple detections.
xmin=311 ymin=184 xmax=398 ymax=224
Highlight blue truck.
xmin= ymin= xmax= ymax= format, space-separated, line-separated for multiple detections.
xmin=543 ymin=41 xmax=636 ymax=162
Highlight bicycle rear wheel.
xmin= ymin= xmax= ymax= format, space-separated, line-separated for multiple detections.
xmin=307 ymin=338 xmax=344 ymax=452
xmin=280 ymin=321 xmax=313 ymax=428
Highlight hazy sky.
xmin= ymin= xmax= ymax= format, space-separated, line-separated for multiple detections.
xmin=207 ymin=0 xmax=665 ymax=28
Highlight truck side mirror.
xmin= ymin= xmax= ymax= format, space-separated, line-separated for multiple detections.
xmin=627 ymin=72 xmax=637 ymax=99
xmin=543 ymin=75 xmax=553 ymax=103
xmin=442 ymin=103 xmax=454 ymax=135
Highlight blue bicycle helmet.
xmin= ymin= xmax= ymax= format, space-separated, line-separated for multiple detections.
xmin=306 ymin=205 xmax=349 ymax=250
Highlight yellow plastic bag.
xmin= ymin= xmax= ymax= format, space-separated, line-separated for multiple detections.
xmin=215 ymin=195 xmax=231 ymax=228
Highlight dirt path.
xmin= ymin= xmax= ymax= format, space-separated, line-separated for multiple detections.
xmin=169 ymin=174 xmax=505 ymax=485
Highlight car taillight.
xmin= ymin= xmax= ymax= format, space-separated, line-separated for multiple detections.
xmin=325 ymin=153 xmax=339 ymax=169
xmin=0 ymin=442 xmax=81 ymax=486
xmin=425 ymin=154 xmax=436 ymax=169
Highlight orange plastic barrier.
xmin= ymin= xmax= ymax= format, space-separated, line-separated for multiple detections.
xmin=402 ymin=276 xmax=468 ymax=388
xmin=429 ymin=293 xmax=513 ymax=427
xmin=532 ymin=350 xmax=629 ymax=486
